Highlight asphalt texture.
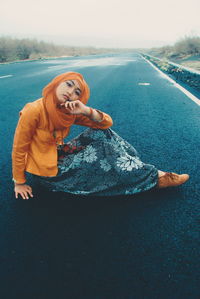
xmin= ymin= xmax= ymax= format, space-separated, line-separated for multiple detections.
xmin=0 ymin=53 xmax=200 ymax=299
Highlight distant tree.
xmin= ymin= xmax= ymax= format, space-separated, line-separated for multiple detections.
xmin=174 ymin=36 xmax=200 ymax=55
xmin=16 ymin=39 xmax=33 ymax=60
xmin=0 ymin=37 xmax=8 ymax=62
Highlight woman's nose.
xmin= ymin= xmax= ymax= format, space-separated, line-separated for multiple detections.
xmin=67 ymin=88 xmax=72 ymax=95
xmin=67 ymin=87 xmax=74 ymax=95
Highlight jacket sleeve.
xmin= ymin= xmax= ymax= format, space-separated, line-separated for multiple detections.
xmin=74 ymin=109 xmax=113 ymax=129
xmin=12 ymin=103 xmax=39 ymax=184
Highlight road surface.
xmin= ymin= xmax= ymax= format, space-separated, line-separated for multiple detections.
xmin=0 ymin=53 xmax=199 ymax=298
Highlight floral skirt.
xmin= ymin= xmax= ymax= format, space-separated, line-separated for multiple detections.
xmin=35 ymin=128 xmax=158 ymax=196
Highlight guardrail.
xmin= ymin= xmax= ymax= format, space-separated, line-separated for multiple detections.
xmin=141 ymin=54 xmax=200 ymax=93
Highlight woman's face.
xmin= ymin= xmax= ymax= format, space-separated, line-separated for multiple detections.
xmin=56 ymin=79 xmax=82 ymax=103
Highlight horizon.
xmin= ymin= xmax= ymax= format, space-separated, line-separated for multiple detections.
xmin=0 ymin=33 xmax=168 ymax=50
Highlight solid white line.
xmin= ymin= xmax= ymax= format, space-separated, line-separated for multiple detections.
xmin=141 ymin=55 xmax=200 ymax=106
xmin=0 ymin=75 xmax=13 ymax=79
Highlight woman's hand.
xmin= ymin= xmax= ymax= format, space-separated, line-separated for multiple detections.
xmin=60 ymin=100 xmax=90 ymax=116
xmin=14 ymin=184 xmax=33 ymax=200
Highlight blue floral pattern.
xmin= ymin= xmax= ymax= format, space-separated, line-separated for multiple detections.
xmin=83 ymin=145 xmax=97 ymax=163
xmin=100 ymin=159 xmax=112 ymax=172
xmin=35 ymin=128 xmax=158 ymax=196
xmin=116 ymin=154 xmax=143 ymax=171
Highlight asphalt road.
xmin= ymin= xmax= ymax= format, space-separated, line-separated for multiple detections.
xmin=0 ymin=53 xmax=200 ymax=298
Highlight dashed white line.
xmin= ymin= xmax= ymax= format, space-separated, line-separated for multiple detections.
xmin=138 ymin=83 xmax=151 ymax=86
xmin=141 ymin=55 xmax=200 ymax=106
xmin=48 ymin=66 xmax=59 ymax=69
xmin=0 ymin=75 xmax=13 ymax=79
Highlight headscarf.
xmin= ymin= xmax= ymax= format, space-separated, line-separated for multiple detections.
xmin=42 ymin=71 xmax=90 ymax=131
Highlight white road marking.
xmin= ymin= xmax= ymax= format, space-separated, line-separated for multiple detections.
xmin=48 ymin=66 xmax=59 ymax=69
xmin=0 ymin=74 xmax=13 ymax=79
xmin=138 ymin=83 xmax=151 ymax=85
xmin=141 ymin=55 xmax=200 ymax=106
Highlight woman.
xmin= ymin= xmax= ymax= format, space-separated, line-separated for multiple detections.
xmin=12 ymin=71 xmax=189 ymax=200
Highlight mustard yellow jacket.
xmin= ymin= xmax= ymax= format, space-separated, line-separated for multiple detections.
xmin=12 ymin=98 xmax=113 ymax=184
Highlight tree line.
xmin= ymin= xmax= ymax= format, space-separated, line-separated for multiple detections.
xmin=0 ymin=36 xmax=125 ymax=63
xmin=146 ymin=35 xmax=200 ymax=59
xmin=1 ymin=35 xmax=199 ymax=63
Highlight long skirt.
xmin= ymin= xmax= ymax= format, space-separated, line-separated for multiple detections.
xmin=34 ymin=128 xmax=158 ymax=196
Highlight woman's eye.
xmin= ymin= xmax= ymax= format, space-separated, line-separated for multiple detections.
xmin=66 ymin=82 xmax=72 ymax=87
xmin=75 ymin=91 xmax=81 ymax=96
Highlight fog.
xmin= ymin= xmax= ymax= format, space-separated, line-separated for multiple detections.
xmin=1 ymin=0 xmax=200 ymax=48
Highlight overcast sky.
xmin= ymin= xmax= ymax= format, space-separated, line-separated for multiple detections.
xmin=1 ymin=0 xmax=200 ymax=48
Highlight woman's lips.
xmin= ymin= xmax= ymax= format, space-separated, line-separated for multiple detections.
xmin=63 ymin=94 xmax=69 ymax=100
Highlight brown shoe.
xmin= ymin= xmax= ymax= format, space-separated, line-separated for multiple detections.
xmin=157 ymin=172 xmax=189 ymax=189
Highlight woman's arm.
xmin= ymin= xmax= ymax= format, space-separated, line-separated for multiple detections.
xmin=12 ymin=103 xmax=38 ymax=199
xmin=75 ymin=108 xmax=113 ymax=129
xmin=61 ymin=100 xmax=113 ymax=129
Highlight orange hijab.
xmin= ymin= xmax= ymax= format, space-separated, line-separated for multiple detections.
xmin=42 ymin=71 xmax=90 ymax=131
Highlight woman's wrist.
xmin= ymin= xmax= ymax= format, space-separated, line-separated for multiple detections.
xmin=14 ymin=183 xmax=26 ymax=187
xmin=13 ymin=178 xmax=26 ymax=185
xmin=82 ymin=106 xmax=92 ymax=117
xmin=83 ymin=107 xmax=103 ymax=122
